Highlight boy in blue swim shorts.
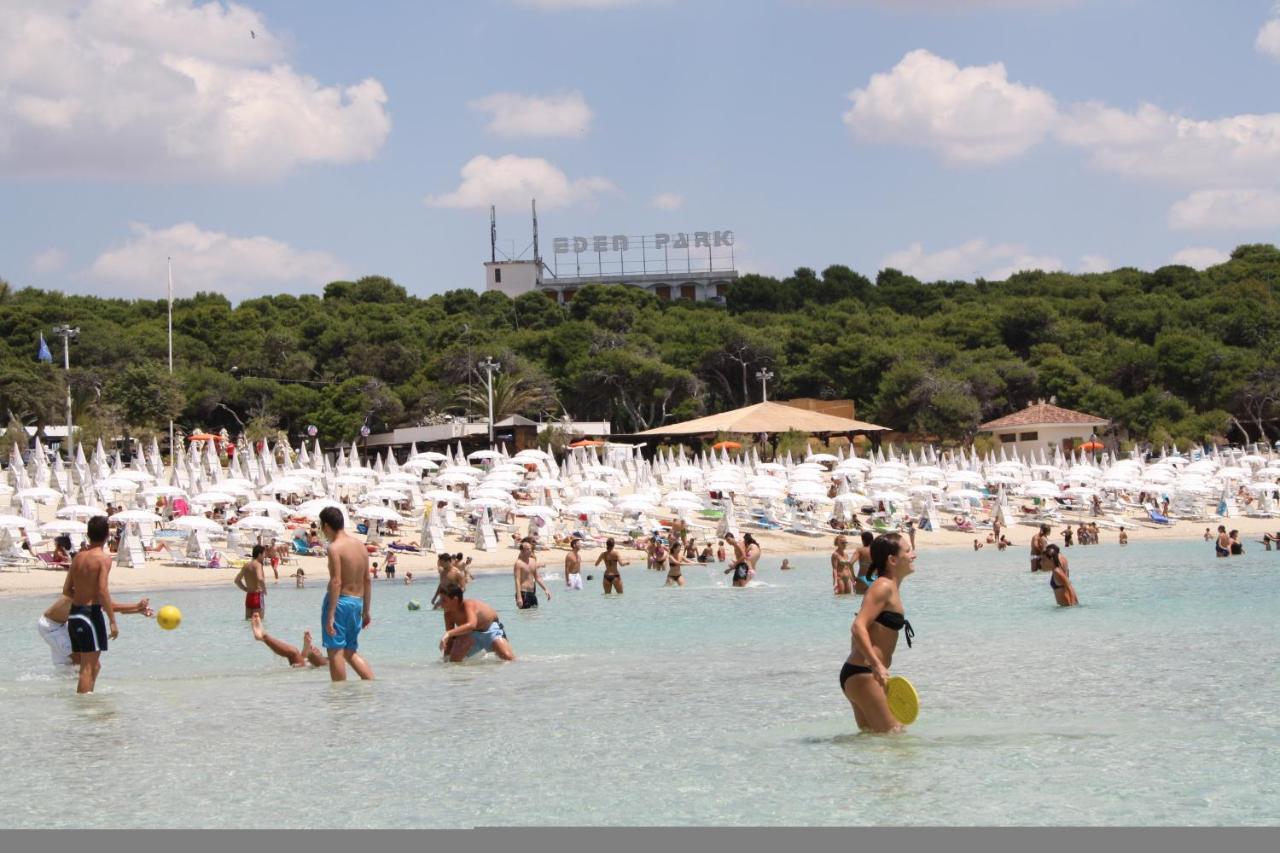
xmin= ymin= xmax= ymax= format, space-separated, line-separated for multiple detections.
xmin=319 ymin=507 xmax=375 ymax=681
xmin=439 ymin=584 xmax=516 ymax=662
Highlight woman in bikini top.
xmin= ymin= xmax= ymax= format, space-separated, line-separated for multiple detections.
xmin=839 ymin=532 xmax=917 ymax=733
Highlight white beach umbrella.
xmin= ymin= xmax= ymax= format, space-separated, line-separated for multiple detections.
xmin=234 ymin=517 xmax=287 ymax=533
xmin=353 ymin=505 xmax=407 ymax=523
xmin=191 ymin=491 xmax=236 ymax=505
xmin=56 ymin=504 xmax=107 ymax=519
xmin=15 ymin=487 xmax=61 ymax=501
xmin=0 ymin=513 xmax=36 ymax=528
xmin=171 ymin=516 xmax=224 ymax=533
xmin=112 ymin=510 xmax=164 ymax=523
xmin=239 ymin=500 xmax=294 ymax=515
xmin=42 ymin=519 xmax=87 ymax=535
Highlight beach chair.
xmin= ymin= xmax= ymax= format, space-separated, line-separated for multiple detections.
xmin=1146 ymin=508 xmax=1172 ymax=525
xmin=36 ymin=552 xmax=70 ymax=570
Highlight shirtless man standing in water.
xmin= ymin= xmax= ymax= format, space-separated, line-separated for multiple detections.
xmin=595 ymin=537 xmax=629 ymax=594
xmin=564 ymin=537 xmax=584 ymax=590
xmin=1030 ymin=524 xmax=1050 ymax=571
xmin=319 ymin=507 xmax=374 ymax=681
xmin=63 ymin=515 xmax=117 ymax=694
xmin=234 ymin=545 xmax=267 ymax=620
xmin=514 ymin=538 xmax=551 ymax=609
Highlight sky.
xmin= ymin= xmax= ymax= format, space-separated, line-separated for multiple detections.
xmin=2 ymin=0 xmax=1280 ymax=302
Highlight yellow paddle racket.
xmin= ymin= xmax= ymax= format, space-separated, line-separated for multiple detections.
xmin=885 ymin=675 xmax=919 ymax=725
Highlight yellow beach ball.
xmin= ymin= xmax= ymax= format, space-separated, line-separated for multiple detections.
xmin=156 ymin=605 xmax=182 ymax=631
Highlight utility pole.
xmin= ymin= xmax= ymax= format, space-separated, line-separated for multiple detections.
xmin=479 ymin=357 xmax=500 ymax=446
xmin=53 ymin=325 xmax=79 ymax=446
xmin=756 ymin=368 xmax=775 ymax=403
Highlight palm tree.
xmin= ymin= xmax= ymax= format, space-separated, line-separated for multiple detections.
xmin=456 ymin=372 xmax=557 ymax=420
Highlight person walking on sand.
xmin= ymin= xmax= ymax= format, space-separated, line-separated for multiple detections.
xmin=234 ymin=545 xmax=268 ymax=620
xmin=514 ymin=537 xmax=551 ymax=610
xmin=319 ymin=507 xmax=374 ymax=682
xmin=439 ymin=584 xmax=515 ymax=662
xmin=595 ymin=537 xmax=630 ymax=594
xmin=62 ymin=515 xmax=117 ymax=694
xmin=565 ymin=536 xmax=584 ymax=590
xmin=250 ymin=614 xmax=327 ymax=669
xmin=839 ymin=533 xmax=917 ymax=733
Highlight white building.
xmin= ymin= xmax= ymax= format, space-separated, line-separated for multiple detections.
xmin=483 ymin=206 xmax=737 ymax=304
xmin=978 ymin=400 xmax=1109 ymax=458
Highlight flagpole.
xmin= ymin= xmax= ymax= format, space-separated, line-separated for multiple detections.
xmin=167 ymin=257 xmax=174 ymax=465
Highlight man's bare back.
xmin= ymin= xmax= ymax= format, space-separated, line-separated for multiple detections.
xmin=65 ymin=547 xmax=113 ymax=608
xmin=236 ymin=560 xmax=266 ymax=593
xmin=329 ymin=531 xmax=369 ymax=596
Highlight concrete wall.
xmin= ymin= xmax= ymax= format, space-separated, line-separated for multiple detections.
xmin=484 ymin=261 xmax=540 ymax=298
xmin=988 ymin=424 xmax=1102 ymax=459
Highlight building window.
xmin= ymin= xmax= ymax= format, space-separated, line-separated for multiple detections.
xmin=655 ymin=285 xmax=671 ymax=300
xmin=680 ymin=284 xmax=697 ymax=300
xmin=494 ymin=268 xmax=502 ymax=283
xmin=1018 ymin=432 xmax=1039 ymax=441
xmin=999 ymin=433 xmax=1018 ymax=443
xmin=716 ymin=283 xmax=728 ymax=297
xmin=543 ymin=290 xmax=558 ymax=301
xmin=562 ymin=289 xmax=576 ymax=302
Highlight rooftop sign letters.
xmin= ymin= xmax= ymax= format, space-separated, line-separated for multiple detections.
xmin=552 ymin=231 xmax=734 ymax=254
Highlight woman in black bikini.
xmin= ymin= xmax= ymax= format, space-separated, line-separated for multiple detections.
xmin=595 ymin=538 xmax=630 ymax=594
xmin=1039 ymin=543 xmax=1078 ymax=607
xmin=840 ymin=532 xmax=916 ymax=733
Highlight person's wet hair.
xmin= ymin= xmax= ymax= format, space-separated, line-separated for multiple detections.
xmin=444 ymin=583 xmax=465 ymax=600
xmin=860 ymin=530 xmax=874 ymax=546
xmin=319 ymin=506 xmax=344 ymax=531
xmin=869 ymin=532 xmax=904 ymax=578
xmin=87 ymin=515 xmax=108 ymax=544
xmin=252 ymin=544 xmax=265 ymax=559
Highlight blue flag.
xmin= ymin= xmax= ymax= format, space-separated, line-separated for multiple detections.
xmin=37 ymin=332 xmax=53 ymax=363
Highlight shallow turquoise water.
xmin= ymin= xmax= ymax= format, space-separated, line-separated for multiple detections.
xmin=1 ymin=540 xmax=1278 ymax=827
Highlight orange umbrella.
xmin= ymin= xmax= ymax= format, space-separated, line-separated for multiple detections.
xmin=568 ymin=439 xmax=604 ymax=448
xmin=712 ymin=441 xmax=742 ymax=450
xmin=1080 ymin=441 xmax=1105 ymax=451
xmin=188 ymin=433 xmax=220 ymax=442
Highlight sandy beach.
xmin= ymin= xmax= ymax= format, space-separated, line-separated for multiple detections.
xmin=4 ymin=513 xmax=1273 ymax=599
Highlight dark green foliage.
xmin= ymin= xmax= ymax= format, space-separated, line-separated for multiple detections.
xmin=3 ymin=245 xmax=1278 ymax=445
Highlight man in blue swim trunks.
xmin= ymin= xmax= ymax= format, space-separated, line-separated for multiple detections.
xmin=439 ymin=584 xmax=516 ymax=662
xmin=319 ymin=507 xmax=374 ymax=681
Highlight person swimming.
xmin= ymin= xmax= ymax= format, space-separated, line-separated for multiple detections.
xmin=839 ymin=532 xmax=916 ymax=733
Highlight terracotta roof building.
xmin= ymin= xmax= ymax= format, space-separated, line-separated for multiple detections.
xmin=979 ymin=400 xmax=1109 ymax=456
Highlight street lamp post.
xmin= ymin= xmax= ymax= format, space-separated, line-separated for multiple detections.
xmin=52 ymin=325 xmax=79 ymax=447
xmin=756 ymin=368 xmax=775 ymax=403
xmin=479 ymin=357 xmax=500 ymax=446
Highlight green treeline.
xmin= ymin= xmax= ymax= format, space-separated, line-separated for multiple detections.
xmin=1 ymin=243 xmax=1278 ymax=449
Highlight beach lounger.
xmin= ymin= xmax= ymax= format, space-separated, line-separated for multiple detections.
xmin=1147 ymin=509 xmax=1172 ymax=525
xmin=36 ymin=552 xmax=70 ymax=570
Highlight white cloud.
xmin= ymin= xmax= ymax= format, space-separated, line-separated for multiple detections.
xmin=1258 ymin=8 xmax=1280 ymax=60
xmin=1168 ymin=189 xmax=1280 ymax=230
xmin=87 ymin=222 xmax=350 ymax=300
xmin=843 ymin=49 xmax=1057 ymax=164
xmin=513 ymin=0 xmax=652 ymax=9
xmin=1057 ymin=102 xmax=1280 ymax=187
xmin=1078 ymin=254 xmax=1112 ymax=274
xmin=0 ymin=0 xmax=390 ymax=180
xmin=881 ymin=239 xmax=1062 ymax=281
xmin=1169 ymin=247 xmax=1230 ymax=270
xmin=651 ymin=192 xmax=684 ymax=210
xmin=469 ymin=91 xmax=592 ymax=138
xmin=425 ymin=155 xmax=615 ymax=210
xmin=31 ymin=248 xmax=68 ymax=274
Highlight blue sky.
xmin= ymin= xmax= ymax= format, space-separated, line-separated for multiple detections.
xmin=2 ymin=0 xmax=1279 ymax=302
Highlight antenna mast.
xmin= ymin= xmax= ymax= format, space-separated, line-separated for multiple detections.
xmin=489 ymin=205 xmax=497 ymax=263
xmin=531 ymin=198 xmax=540 ymax=265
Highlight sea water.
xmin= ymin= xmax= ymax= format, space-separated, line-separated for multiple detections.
xmin=1 ymin=539 xmax=1278 ymax=827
